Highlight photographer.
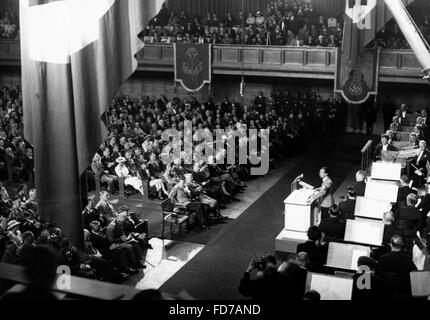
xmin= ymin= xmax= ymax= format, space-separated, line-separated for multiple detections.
xmin=238 ymin=255 xmax=285 ymax=301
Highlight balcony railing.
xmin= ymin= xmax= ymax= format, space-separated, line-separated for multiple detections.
xmin=1 ymin=40 xmax=428 ymax=83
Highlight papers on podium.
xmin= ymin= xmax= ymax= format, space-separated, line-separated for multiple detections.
xmin=391 ymin=141 xmax=414 ymax=150
xmin=325 ymin=242 xmax=371 ymax=271
xmin=306 ymin=273 xmax=353 ymax=300
xmin=284 ymin=188 xmax=315 ymax=206
xmin=354 ymin=196 xmax=392 ymax=220
xmin=365 ymin=180 xmax=399 ymax=203
xmin=371 ymin=162 xmax=401 ymax=181
xmin=344 ymin=219 xmax=385 ymax=246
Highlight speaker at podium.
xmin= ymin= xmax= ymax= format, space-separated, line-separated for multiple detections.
xmin=276 ymin=175 xmax=318 ymax=253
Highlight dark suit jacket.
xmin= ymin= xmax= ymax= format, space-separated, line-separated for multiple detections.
xmin=379 ymin=251 xmax=416 ymax=271
xmin=397 ymin=186 xmax=417 ymax=204
xmin=411 ymin=149 xmax=430 ymax=176
xmin=395 ymin=206 xmax=421 ymax=233
xmin=373 ymin=143 xmax=397 ymax=161
xmin=354 ymin=181 xmax=366 ymax=197
xmin=296 ymin=241 xmax=328 ymax=272
xmin=339 ymin=198 xmax=356 ymax=220
xmin=319 ymin=217 xmax=346 ymax=241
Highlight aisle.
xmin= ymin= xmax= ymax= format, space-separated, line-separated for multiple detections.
xmin=159 ymin=134 xmax=369 ymax=300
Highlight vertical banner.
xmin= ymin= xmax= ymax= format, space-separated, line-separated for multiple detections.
xmin=174 ymin=43 xmax=211 ymax=92
xmin=335 ymin=0 xmax=415 ymax=104
xmin=335 ymin=47 xmax=380 ymax=104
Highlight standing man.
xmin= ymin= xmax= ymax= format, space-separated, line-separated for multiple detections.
xmin=410 ymin=140 xmax=430 ymax=188
xmin=307 ymin=167 xmax=334 ymax=220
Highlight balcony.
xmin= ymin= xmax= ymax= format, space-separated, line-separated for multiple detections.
xmin=0 ymin=40 xmax=20 ymax=66
xmin=137 ymin=43 xmax=338 ymax=79
xmin=1 ymin=40 xmax=428 ymax=84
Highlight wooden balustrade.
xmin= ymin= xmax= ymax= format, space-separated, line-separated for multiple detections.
xmin=1 ymin=40 xmax=429 ymax=83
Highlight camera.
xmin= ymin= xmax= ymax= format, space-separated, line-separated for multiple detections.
xmin=251 ymin=256 xmax=267 ymax=271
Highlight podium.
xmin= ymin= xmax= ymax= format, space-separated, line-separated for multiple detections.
xmin=276 ymin=188 xmax=316 ymax=253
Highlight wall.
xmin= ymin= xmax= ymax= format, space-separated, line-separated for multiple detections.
xmin=378 ymin=82 xmax=430 ymax=110
xmin=0 ymin=66 xmax=21 ymax=87
xmin=119 ymin=71 xmax=335 ymax=105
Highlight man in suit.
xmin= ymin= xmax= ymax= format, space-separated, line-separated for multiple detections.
xmin=354 ymin=170 xmax=366 ymax=197
xmin=89 ymin=220 xmax=138 ymax=275
xmin=378 ymin=235 xmax=416 ymax=297
xmin=397 ymin=175 xmax=417 ymax=205
xmin=106 ymin=212 xmax=145 ymax=269
xmin=373 ymin=134 xmax=397 ymax=161
xmin=307 ymin=167 xmax=334 ymax=220
xmin=169 ymin=178 xmax=209 ymax=228
xmin=339 ymin=186 xmax=356 ymax=220
xmin=395 ymin=193 xmax=421 ymax=252
xmin=318 ymin=205 xmax=345 ymax=242
xmin=296 ymin=226 xmax=327 ymax=272
xmin=410 ymin=140 xmax=430 ymax=188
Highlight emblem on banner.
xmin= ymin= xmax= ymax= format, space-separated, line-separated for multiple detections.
xmin=175 ymin=44 xmax=211 ymax=92
xmin=342 ymin=69 xmax=370 ymax=103
xmin=182 ymin=47 xmax=203 ymax=88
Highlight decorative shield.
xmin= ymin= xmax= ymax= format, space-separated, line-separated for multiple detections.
xmin=174 ymin=43 xmax=211 ymax=92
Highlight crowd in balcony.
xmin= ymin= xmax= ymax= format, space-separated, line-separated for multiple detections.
xmin=144 ymin=1 xmax=343 ymax=47
xmin=372 ymin=16 xmax=430 ymax=50
xmin=0 ymin=11 xmax=18 ymax=40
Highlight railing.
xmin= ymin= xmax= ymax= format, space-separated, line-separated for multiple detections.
xmin=361 ymin=140 xmax=373 ymax=176
xmin=1 ymin=40 xmax=429 ymax=83
xmin=379 ymin=49 xmax=429 ymax=84
xmin=0 ymin=262 xmax=138 ymax=300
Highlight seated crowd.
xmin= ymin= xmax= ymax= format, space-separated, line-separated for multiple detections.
xmin=0 ymin=86 xmax=33 ymax=183
xmin=0 ymin=11 xmax=18 ymax=40
xmin=372 ymin=16 xmax=430 ymax=49
xmin=238 ymin=103 xmax=430 ymax=300
xmin=0 ymin=85 xmax=346 ymax=290
xmin=240 ymin=170 xmax=429 ymax=300
xmin=144 ymin=0 xmax=343 ymax=47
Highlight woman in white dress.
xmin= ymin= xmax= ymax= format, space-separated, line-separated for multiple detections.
xmin=114 ymin=157 xmax=144 ymax=195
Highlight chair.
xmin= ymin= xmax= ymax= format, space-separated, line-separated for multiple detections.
xmin=161 ymin=198 xmax=189 ymax=239
xmin=379 ymin=271 xmax=412 ymax=299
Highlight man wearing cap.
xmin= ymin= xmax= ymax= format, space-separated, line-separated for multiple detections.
xmin=6 ymin=220 xmax=22 ymax=247
xmin=339 ymin=186 xmax=357 ymax=220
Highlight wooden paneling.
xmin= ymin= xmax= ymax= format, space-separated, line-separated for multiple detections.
xmin=379 ymin=49 xmax=425 ymax=83
xmin=0 ymin=40 xmax=20 ymax=66
xmin=1 ymin=40 xmax=427 ymax=83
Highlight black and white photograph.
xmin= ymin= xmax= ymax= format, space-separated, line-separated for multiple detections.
xmin=0 ymin=0 xmax=430 ymax=312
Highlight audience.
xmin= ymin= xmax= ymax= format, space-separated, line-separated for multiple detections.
xmin=0 ymin=11 xmax=18 ymax=40
xmin=144 ymin=0 xmax=343 ymax=47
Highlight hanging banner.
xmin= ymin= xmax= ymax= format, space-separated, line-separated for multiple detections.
xmin=174 ymin=43 xmax=211 ymax=92
xmin=335 ymin=47 xmax=380 ymax=105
